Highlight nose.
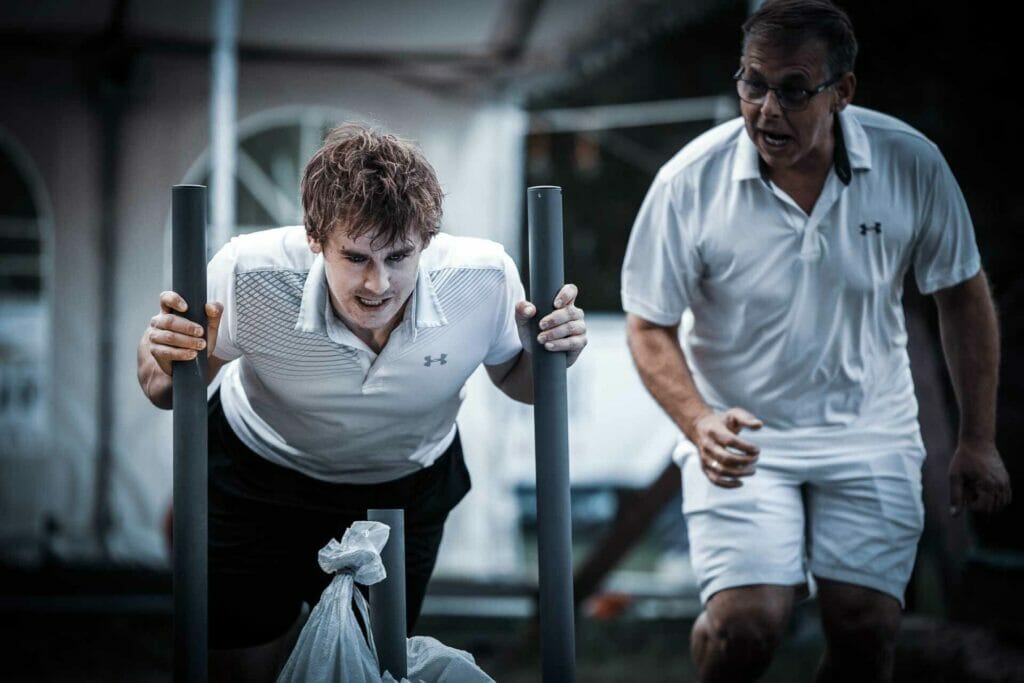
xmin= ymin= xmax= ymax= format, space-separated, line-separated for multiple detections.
xmin=364 ymin=265 xmax=389 ymax=295
xmin=759 ymin=88 xmax=783 ymax=118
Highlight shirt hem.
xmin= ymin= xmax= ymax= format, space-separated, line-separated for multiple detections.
xmin=620 ymin=293 xmax=682 ymax=326
xmin=917 ymin=256 xmax=981 ymax=295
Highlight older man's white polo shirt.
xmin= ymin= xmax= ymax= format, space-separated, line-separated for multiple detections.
xmin=208 ymin=227 xmax=524 ymax=484
xmin=622 ymin=105 xmax=980 ymax=454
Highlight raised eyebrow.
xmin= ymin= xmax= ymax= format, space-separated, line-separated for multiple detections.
xmin=777 ymin=69 xmax=815 ymax=85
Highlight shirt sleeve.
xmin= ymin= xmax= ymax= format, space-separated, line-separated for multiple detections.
xmin=484 ymin=250 xmax=527 ymax=366
xmin=912 ymin=150 xmax=981 ymax=294
xmin=621 ymin=173 xmax=701 ymax=325
xmin=206 ymin=238 xmax=243 ymax=362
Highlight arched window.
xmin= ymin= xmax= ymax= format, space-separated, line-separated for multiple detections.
xmin=0 ymin=127 xmax=51 ymax=457
xmin=185 ymin=106 xmax=358 ymax=239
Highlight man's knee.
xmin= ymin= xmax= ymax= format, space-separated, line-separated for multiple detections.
xmin=827 ymin=604 xmax=900 ymax=654
xmin=703 ymin=588 xmax=793 ymax=664
xmin=819 ymin=581 xmax=901 ymax=655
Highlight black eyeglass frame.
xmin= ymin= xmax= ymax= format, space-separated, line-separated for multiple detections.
xmin=732 ymin=67 xmax=843 ymax=111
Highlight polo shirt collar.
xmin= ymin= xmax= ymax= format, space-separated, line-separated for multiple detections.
xmin=731 ymin=126 xmax=764 ymax=182
xmin=294 ymin=254 xmax=448 ymax=347
xmin=731 ymin=109 xmax=872 ymax=185
xmin=295 ymin=254 xmax=329 ymax=336
xmin=838 ymin=107 xmax=872 ymax=174
xmin=411 ymin=260 xmax=447 ymax=330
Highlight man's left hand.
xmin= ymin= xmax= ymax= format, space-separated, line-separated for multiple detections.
xmin=515 ymin=283 xmax=587 ymax=367
xmin=949 ymin=441 xmax=1012 ymax=516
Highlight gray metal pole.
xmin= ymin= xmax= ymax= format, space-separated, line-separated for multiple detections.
xmin=527 ymin=185 xmax=577 ymax=682
xmin=368 ymin=508 xmax=407 ymax=679
xmin=172 ymin=184 xmax=208 ymax=683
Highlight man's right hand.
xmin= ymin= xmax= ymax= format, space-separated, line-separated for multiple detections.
xmin=693 ymin=408 xmax=763 ymax=488
xmin=146 ymin=291 xmax=224 ymax=376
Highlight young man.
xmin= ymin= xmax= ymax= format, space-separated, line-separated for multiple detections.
xmin=137 ymin=124 xmax=587 ymax=680
xmin=621 ymin=1 xmax=1010 ymax=681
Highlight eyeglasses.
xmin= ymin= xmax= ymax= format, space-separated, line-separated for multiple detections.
xmin=732 ymin=67 xmax=841 ymax=112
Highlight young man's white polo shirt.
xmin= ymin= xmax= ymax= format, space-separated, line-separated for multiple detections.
xmin=622 ymin=105 xmax=980 ymax=457
xmin=208 ymin=227 xmax=524 ymax=484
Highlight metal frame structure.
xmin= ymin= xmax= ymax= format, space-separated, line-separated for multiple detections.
xmin=528 ymin=186 xmax=577 ymax=681
xmin=171 ymin=184 xmax=209 ymax=683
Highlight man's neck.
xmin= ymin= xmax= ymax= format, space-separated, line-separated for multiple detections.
xmin=332 ymin=297 xmax=409 ymax=355
xmin=767 ymin=140 xmax=835 ymax=215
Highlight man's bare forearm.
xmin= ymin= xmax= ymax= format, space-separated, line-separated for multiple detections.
xmin=493 ymin=349 xmax=535 ymax=405
xmin=137 ymin=332 xmax=174 ymax=410
xmin=934 ymin=270 xmax=1000 ymax=444
xmin=626 ymin=314 xmax=711 ymax=442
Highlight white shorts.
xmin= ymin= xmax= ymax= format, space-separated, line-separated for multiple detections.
xmin=681 ymin=447 xmax=925 ymax=607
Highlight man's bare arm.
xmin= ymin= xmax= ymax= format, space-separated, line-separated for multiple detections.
xmin=137 ymin=291 xmax=226 ymax=410
xmin=933 ymin=269 xmax=1011 ymax=515
xmin=626 ymin=313 xmax=761 ymax=488
xmin=486 ymin=350 xmax=533 ymax=405
xmin=486 ymin=283 xmax=588 ymax=405
xmin=626 ymin=314 xmax=710 ymax=440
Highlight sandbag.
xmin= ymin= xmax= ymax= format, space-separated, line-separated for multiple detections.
xmin=277 ymin=521 xmax=390 ymax=683
xmin=405 ymin=635 xmax=494 ymax=682
xmin=278 ymin=521 xmax=495 ymax=683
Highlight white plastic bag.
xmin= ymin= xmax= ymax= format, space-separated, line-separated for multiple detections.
xmin=380 ymin=636 xmax=494 ymax=683
xmin=404 ymin=636 xmax=495 ymax=682
xmin=277 ymin=521 xmax=391 ymax=683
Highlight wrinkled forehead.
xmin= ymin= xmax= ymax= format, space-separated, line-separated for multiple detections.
xmin=742 ymin=37 xmax=828 ymax=80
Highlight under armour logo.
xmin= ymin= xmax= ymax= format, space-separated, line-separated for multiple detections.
xmin=424 ymin=354 xmax=448 ymax=367
xmin=859 ymin=222 xmax=882 ymax=235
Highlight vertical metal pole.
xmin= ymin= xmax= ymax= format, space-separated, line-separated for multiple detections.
xmin=368 ymin=508 xmax=407 ymax=679
xmin=210 ymin=0 xmax=239 ymax=253
xmin=172 ymin=184 xmax=208 ymax=683
xmin=527 ymin=185 xmax=577 ymax=682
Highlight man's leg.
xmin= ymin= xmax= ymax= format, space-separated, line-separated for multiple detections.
xmin=804 ymin=450 xmax=923 ymax=682
xmin=690 ymin=584 xmax=796 ymax=683
xmin=679 ymin=449 xmax=807 ymax=682
xmin=209 ymin=605 xmax=308 ymax=683
xmin=207 ymin=392 xmax=335 ymax=682
xmin=402 ymin=515 xmax=447 ymax=633
xmin=402 ymin=432 xmax=472 ymax=633
xmin=814 ymin=578 xmax=901 ymax=683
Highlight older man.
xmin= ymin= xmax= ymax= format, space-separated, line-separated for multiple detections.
xmin=138 ymin=124 xmax=587 ymax=680
xmin=622 ymin=1 xmax=1010 ymax=680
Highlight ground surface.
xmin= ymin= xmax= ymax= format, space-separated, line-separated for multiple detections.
xmin=3 ymin=603 xmax=1023 ymax=681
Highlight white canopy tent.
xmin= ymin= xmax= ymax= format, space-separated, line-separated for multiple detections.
xmin=0 ymin=0 xmax=724 ymax=579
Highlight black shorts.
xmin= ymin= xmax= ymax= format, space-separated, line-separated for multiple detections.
xmin=207 ymin=391 xmax=471 ymax=649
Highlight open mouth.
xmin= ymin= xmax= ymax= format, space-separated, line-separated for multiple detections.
xmin=356 ymin=296 xmax=389 ymax=308
xmin=760 ymin=130 xmax=792 ymax=148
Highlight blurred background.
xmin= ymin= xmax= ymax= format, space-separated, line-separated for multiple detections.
xmin=1 ymin=0 xmax=1021 ymax=680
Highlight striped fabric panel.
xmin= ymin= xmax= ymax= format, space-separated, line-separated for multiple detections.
xmin=397 ymin=267 xmax=505 ymax=357
xmin=234 ymin=270 xmax=362 ymax=379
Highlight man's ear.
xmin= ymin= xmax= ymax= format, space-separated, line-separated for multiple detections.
xmin=307 ymin=233 xmax=322 ymax=254
xmin=834 ymin=72 xmax=856 ymax=113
